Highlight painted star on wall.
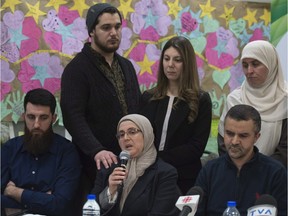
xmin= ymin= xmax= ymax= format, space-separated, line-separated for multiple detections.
xmin=239 ymin=29 xmax=252 ymax=47
xmin=25 ymin=2 xmax=46 ymax=23
xmin=191 ymin=10 xmax=203 ymax=25
xmin=31 ymin=65 xmax=53 ymax=86
xmin=213 ymin=40 xmax=227 ymax=58
xmin=219 ymin=5 xmax=235 ymax=26
xmin=260 ymin=8 xmax=270 ymax=26
xmin=144 ymin=9 xmax=158 ymax=29
xmin=167 ymin=0 xmax=182 ymax=18
xmin=45 ymin=0 xmax=67 ymax=12
xmin=137 ymin=54 xmax=154 ymax=76
xmin=55 ymin=22 xmax=75 ymax=42
xmin=9 ymin=26 xmax=29 ymax=48
xmin=1 ymin=0 xmax=22 ymax=13
xmin=250 ymin=21 xmax=264 ymax=31
xmin=172 ymin=6 xmax=190 ymax=33
xmin=118 ymin=0 xmax=134 ymax=20
xmin=243 ymin=8 xmax=257 ymax=27
xmin=187 ymin=29 xmax=204 ymax=39
xmin=199 ymin=0 xmax=216 ymax=18
xmin=69 ymin=0 xmax=89 ymax=17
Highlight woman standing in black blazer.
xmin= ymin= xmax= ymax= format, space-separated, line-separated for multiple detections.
xmin=140 ymin=36 xmax=212 ymax=194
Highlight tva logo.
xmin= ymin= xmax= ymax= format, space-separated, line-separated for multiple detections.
xmin=247 ymin=205 xmax=277 ymax=216
xmin=248 ymin=209 xmax=273 ymax=216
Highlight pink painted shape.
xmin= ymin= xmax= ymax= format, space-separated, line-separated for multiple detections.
xmin=206 ymin=32 xmax=218 ymax=48
xmin=1 ymin=82 xmax=11 ymax=101
xmin=206 ymin=32 xmax=234 ymax=69
xmin=129 ymin=43 xmax=146 ymax=61
xmin=206 ymin=49 xmax=234 ymax=69
xmin=181 ymin=12 xmax=198 ymax=32
xmin=250 ymin=28 xmax=263 ymax=41
xmin=44 ymin=78 xmax=61 ymax=94
xmin=140 ymin=26 xmax=160 ymax=41
xmin=20 ymin=38 xmax=39 ymax=58
xmin=44 ymin=31 xmax=63 ymax=51
xmin=58 ymin=6 xmax=79 ymax=26
xmin=18 ymin=61 xmax=42 ymax=92
xmin=21 ymin=80 xmax=42 ymax=93
xmin=18 ymin=61 xmax=35 ymax=82
xmin=20 ymin=17 xmax=41 ymax=57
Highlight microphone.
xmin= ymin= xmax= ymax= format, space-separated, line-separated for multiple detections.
xmin=102 ymin=151 xmax=131 ymax=216
xmin=119 ymin=150 xmax=130 ymax=169
xmin=247 ymin=194 xmax=277 ymax=216
xmin=175 ymin=186 xmax=204 ymax=216
xmin=117 ymin=150 xmax=130 ymax=191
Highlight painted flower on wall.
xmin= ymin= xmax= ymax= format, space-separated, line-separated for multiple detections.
xmin=18 ymin=53 xmax=63 ymax=94
xmin=1 ymin=10 xmax=41 ymax=62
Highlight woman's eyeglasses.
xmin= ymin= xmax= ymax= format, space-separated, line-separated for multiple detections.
xmin=116 ymin=128 xmax=142 ymax=140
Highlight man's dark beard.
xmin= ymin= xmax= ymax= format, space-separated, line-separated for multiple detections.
xmin=93 ymin=34 xmax=120 ymax=53
xmin=23 ymin=124 xmax=54 ymax=156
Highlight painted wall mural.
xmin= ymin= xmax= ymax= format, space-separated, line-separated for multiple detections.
xmin=1 ymin=0 xmax=270 ymax=126
xmin=271 ymin=0 xmax=287 ymax=81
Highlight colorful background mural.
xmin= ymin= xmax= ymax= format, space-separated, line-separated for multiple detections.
xmin=271 ymin=0 xmax=287 ymax=81
xmin=1 ymin=0 xmax=272 ymax=147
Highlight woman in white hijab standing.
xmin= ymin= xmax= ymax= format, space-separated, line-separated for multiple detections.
xmin=91 ymin=114 xmax=180 ymax=216
xmin=218 ymin=40 xmax=287 ymax=167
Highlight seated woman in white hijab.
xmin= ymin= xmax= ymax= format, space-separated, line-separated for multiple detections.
xmin=217 ymin=40 xmax=287 ymax=167
xmin=91 ymin=114 xmax=180 ymax=216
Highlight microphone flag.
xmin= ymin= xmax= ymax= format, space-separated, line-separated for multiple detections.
xmin=175 ymin=195 xmax=200 ymax=216
xmin=247 ymin=204 xmax=277 ymax=216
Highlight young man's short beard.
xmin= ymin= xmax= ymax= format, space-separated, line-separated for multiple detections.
xmin=23 ymin=124 xmax=54 ymax=156
xmin=93 ymin=34 xmax=120 ymax=53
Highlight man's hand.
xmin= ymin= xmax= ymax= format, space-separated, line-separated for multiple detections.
xmin=4 ymin=181 xmax=52 ymax=215
xmin=4 ymin=181 xmax=24 ymax=203
xmin=94 ymin=150 xmax=118 ymax=170
xmin=4 ymin=181 xmax=25 ymax=216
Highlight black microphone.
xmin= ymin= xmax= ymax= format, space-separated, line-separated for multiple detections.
xmin=119 ymin=150 xmax=130 ymax=169
xmin=247 ymin=194 xmax=278 ymax=216
xmin=102 ymin=151 xmax=131 ymax=216
xmin=176 ymin=186 xmax=204 ymax=216
xmin=117 ymin=151 xmax=130 ymax=191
